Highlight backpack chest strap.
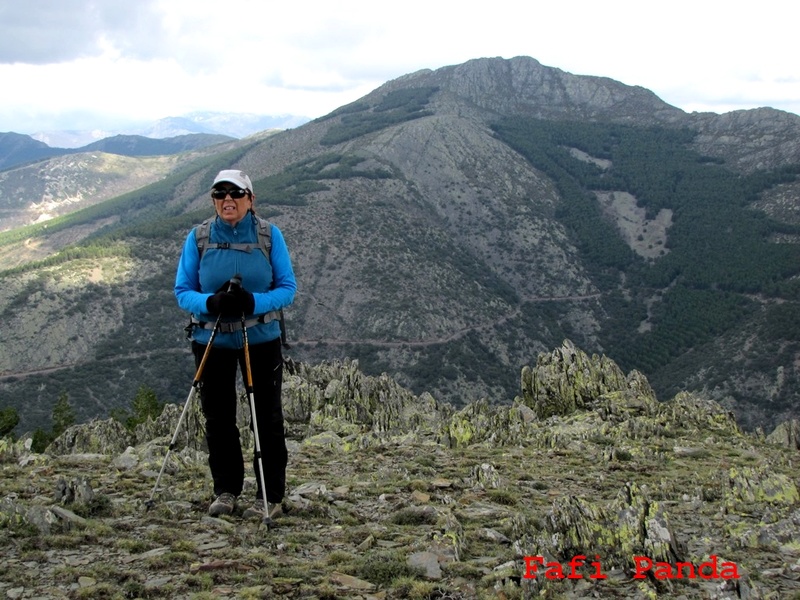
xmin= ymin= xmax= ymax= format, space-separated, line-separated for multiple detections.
xmin=189 ymin=311 xmax=283 ymax=334
xmin=204 ymin=242 xmax=260 ymax=254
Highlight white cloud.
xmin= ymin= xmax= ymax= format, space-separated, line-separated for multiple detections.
xmin=0 ymin=0 xmax=166 ymax=64
xmin=0 ymin=0 xmax=798 ymax=133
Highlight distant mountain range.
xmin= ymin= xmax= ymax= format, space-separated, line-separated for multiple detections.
xmin=0 ymin=112 xmax=311 ymax=172
xmin=27 ymin=111 xmax=311 ymax=148
xmin=0 ymin=131 xmax=237 ymax=172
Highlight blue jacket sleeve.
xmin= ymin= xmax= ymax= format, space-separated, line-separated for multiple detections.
xmin=174 ymin=229 xmax=212 ymax=316
xmin=255 ymin=225 xmax=297 ymax=314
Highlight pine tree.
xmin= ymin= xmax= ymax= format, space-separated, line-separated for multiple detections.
xmin=52 ymin=392 xmax=75 ymax=438
xmin=131 ymin=385 xmax=164 ymax=425
xmin=0 ymin=407 xmax=19 ymax=438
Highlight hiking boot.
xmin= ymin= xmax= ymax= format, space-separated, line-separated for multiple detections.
xmin=242 ymin=499 xmax=282 ymax=521
xmin=208 ymin=492 xmax=237 ymax=517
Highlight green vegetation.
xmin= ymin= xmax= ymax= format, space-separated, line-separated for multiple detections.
xmin=0 ymin=243 xmax=133 ymax=278
xmin=0 ymin=407 xmax=19 ymax=437
xmin=492 ymin=118 xmax=800 ymax=294
xmin=111 ymin=385 xmax=165 ymax=431
xmin=252 ymin=153 xmax=393 ymax=205
xmin=765 ymin=302 xmax=800 ymax=340
xmin=315 ymin=100 xmax=372 ymax=121
xmin=354 ymin=550 xmax=423 ymax=586
xmin=51 ymin=391 xmax=76 ymax=437
xmin=31 ymin=391 xmax=75 ymax=452
xmin=320 ymin=87 xmax=438 ymax=145
xmin=491 ymin=117 xmax=800 ymax=378
xmin=603 ymin=287 xmax=758 ymax=374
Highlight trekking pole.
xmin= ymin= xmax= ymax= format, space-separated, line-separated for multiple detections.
xmin=241 ymin=311 xmax=274 ymax=528
xmin=144 ymin=275 xmax=239 ymax=511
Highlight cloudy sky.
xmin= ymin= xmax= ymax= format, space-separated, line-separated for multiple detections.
xmin=1 ymin=0 xmax=798 ymax=135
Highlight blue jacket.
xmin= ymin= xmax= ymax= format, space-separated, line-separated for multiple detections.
xmin=174 ymin=213 xmax=297 ymax=348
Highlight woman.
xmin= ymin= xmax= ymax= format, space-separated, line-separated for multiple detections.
xmin=175 ymin=169 xmax=297 ymax=520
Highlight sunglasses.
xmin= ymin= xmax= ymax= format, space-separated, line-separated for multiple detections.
xmin=211 ymin=188 xmax=249 ymax=200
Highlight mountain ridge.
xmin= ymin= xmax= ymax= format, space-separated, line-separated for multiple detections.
xmin=27 ymin=111 xmax=311 ymax=149
xmin=0 ymin=55 xmax=798 ymax=437
xmin=0 ymin=131 xmax=236 ymax=173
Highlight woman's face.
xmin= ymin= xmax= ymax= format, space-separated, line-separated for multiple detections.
xmin=211 ymin=185 xmax=253 ymax=225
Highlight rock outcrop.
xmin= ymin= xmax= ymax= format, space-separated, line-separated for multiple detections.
xmin=2 ymin=341 xmax=799 ymax=599
xmin=767 ymin=418 xmax=800 ymax=450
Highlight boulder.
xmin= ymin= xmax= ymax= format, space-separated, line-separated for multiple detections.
xmin=766 ymin=419 xmax=800 ymax=450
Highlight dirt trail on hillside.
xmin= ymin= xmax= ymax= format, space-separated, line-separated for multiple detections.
xmin=0 ymin=294 xmax=601 ymax=380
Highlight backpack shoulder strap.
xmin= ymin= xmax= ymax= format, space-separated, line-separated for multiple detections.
xmin=194 ymin=218 xmax=214 ymax=258
xmin=252 ymin=216 xmax=290 ymax=348
xmin=194 ymin=215 xmax=270 ymax=258
xmin=254 ymin=215 xmax=272 ymax=258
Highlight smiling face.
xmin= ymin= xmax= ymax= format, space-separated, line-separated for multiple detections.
xmin=211 ymin=184 xmax=253 ymax=225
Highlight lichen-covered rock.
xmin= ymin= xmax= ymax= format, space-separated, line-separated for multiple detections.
xmin=659 ymin=391 xmax=742 ymax=437
xmin=523 ymin=482 xmax=684 ymax=575
xmin=45 ymin=395 xmax=209 ymax=457
xmin=432 ymin=509 xmax=465 ymax=563
xmin=726 ymin=507 xmax=800 ymax=551
xmin=440 ymin=399 xmax=539 ymax=448
xmin=0 ymin=496 xmax=29 ymax=530
xmin=0 ymin=436 xmax=35 ymax=464
xmin=54 ymin=476 xmax=94 ymax=505
xmin=48 ymin=418 xmax=133 ymax=455
xmin=519 ymin=339 xmax=631 ymax=419
xmin=726 ymin=466 xmax=799 ymax=507
xmin=594 ymin=382 xmax=659 ymax=423
xmin=766 ymin=419 xmax=800 ymax=450
xmin=440 ymin=399 xmax=491 ymax=448
xmin=0 ymin=496 xmax=83 ymax=535
xmin=471 ymin=463 xmax=503 ymax=490
xmin=133 ymin=399 xmax=207 ymax=451
xmin=613 ymin=482 xmax=684 ymax=566
xmin=283 ymin=359 xmax=443 ymax=437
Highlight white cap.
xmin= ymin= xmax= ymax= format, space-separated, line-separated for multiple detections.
xmin=212 ymin=169 xmax=253 ymax=193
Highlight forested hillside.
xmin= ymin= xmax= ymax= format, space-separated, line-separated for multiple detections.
xmin=492 ymin=118 xmax=800 ymax=377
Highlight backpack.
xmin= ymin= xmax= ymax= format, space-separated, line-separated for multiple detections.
xmin=193 ymin=215 xmax=290 ymax=348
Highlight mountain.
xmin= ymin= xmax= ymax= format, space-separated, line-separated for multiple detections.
xmin=29 ymin=112 xmax=311 ymax=149
xmin=0 ymin=132 xmax=64 ymax=171
xmin=0 ymin=132 xmax=268 ymax=232
xmin=78 ymin=133 xmax=235 ymax=156
xmin=2 ymin=343 xmax=799 ymax=598
xmin=2 ymin=111 xmax=311 ymax=171
xmin=0 ymin=132 xmax=238 ymax=173
xmin=0 ymin=56 xmax=799 ymax=436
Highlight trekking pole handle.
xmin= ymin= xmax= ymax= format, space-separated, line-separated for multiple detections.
xmin=191 ymin=274 xmax=245 ymax=387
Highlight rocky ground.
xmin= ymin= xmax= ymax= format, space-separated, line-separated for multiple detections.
xmin=1 ymin=342 xmax=799 ymax=599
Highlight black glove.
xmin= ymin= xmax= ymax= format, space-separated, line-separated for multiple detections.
xmin=207 ymin=276 xmax=255 ymax=316
xmin=230 ymin=285 xmax=255 ymax=315
xmin=206 ymin=291 xmax=239 ymax=316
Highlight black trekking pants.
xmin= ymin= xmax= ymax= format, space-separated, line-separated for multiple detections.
xmin=192 ymin=337 xmax=288 ymax=504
